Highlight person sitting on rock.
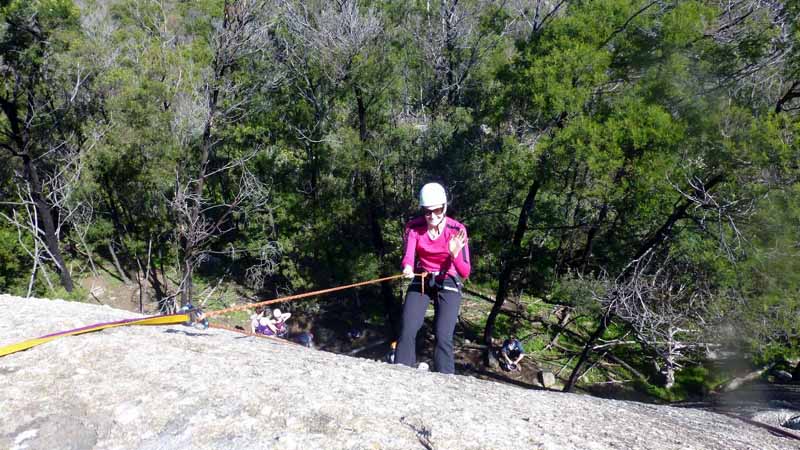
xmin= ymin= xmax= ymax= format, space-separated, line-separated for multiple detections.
xmin=250 ymin=308 xmax=278 ymax=336
xmin=272 ymin=308 xmax=291 ymax=338
xmin=501 ymin=337 xmax=524 ymax=372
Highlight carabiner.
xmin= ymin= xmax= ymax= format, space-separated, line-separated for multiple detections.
xmin=179 ymin=304 xmax=209 ymax=330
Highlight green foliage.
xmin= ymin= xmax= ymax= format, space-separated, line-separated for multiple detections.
xmin=636 ymin=366 xmax=724 ymax=402
xmin=0 ymin=223 xmax=32 ymax=292
xmin=550 ymin=273 xmax=605 ymax=315
xmin=752 ymin=344 xmax=800 ymax=369
xmin=47 ymin=284 xmax=89 ymax=302
xmin=0 ymin=0 xmax=797 ymax=393
xmin=723 ymin=187 xmax=800 ymax=356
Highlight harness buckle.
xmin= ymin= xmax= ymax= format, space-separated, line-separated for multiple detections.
xmin=427 ymin=271 xmax=440 ymax=289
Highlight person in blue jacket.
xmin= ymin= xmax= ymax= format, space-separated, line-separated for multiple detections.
xmin=501 ymin=337 xmax=525 ymax=371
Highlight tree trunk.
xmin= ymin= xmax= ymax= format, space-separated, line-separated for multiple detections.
xmin=578 ymin=165 xmax=628 ymax=271
xmin=356 ymin=87 xmax=399 ymax=335
xmin=563 ymin=313 xmax=609 ymax=392
xmin=664 ymin=363 xmax=676 ymax=389
xmin=179 ymin=43 xmax=220 ymax=306
xmin=108 ymin=241 xmax=132 ymax=285
xmin=776 ymin=80 xmax=799 ymax=113
xmin=483 ymin=177 xmax=541 ymax=346
xmin=23 ymin=155 xmax=74 ymax=292
xmin=579 ymin=203 xmax=608 ymax=271
xmin=632 ymin=173 xmax=724 ymax=261
xmin=148 ymin=258 xmax=167 ymax=308
xmin=181 ymin=251 xmax=194 ymax=307
xmin=441 ymin=0 xmax=456 ymax=106
xmin=1 ymin=92 xmax=73 ymax=293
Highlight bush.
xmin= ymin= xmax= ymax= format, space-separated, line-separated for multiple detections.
xmin=635 ymin=365 xmax=724 ymax=402
xmin=751 ymin=344 xmax=800 ymax=369
xmin=0 ymin=225 xmax=33 ymax=292
xmin=47 ymin=285 xmax=89 ymax=303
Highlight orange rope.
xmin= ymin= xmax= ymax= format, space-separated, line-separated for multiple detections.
xmin=204 ymin=273 xmax=421 ymax=319
xmin=0 ymin=274 xmax=421 ymax=358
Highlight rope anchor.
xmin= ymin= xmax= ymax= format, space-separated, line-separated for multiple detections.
xmin=179 ymin=304 xmax=209 ymax=330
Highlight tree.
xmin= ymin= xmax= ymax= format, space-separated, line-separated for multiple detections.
xmin=79 ymin=0 xmax=283 ymax=310
xmin=586 ymin=251 xmax=716 ymax=388
xmin=474 ymin=0 xmax=799 ymax=391
xmin=0 ymin=0 xmax=100 ymax=292
xmin=170 ymin=0 xmax=280 ymax=306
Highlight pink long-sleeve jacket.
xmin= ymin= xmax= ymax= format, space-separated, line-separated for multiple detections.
xmin=401 ymin=216 xmax=471 ymax=280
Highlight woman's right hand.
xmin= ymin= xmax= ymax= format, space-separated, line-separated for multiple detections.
xmin=448 ymin=228 xmax=468 ymax=258
xmin=402 ymin=265 xmax=415 ymax=279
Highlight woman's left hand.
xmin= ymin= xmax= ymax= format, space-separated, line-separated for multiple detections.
xmin=448 ymin=228 xmax=467 ymax=258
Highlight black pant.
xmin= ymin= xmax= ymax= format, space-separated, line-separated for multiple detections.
xmin=395 ymin=277 xmax=461 ymax=374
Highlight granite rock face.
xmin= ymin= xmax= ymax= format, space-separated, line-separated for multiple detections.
xmin=1 ymin=295 xmax=798 ymax=450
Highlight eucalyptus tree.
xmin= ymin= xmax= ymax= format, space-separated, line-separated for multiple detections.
xmin=475 ymin=0 xmax=799 ymax=390
xmin=0 ymin=0 xmax=102 ymax=293
xmin=269 ymin=1 xmax=387 ymax=261
xmin=85 ymin=0 xmax=282 ymax=309
xmin=170 ymin=0 xmax=283 ymax=307
xmin=271 ymin=0 xmax=384 ymax=199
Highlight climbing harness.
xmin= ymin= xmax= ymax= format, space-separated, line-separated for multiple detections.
xmin=409 ymin=270 xmax=462 ymax=294
xmin=0 ymin=272 xmax=424 ymax=358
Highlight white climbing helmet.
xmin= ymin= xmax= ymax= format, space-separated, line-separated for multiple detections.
xmin=419 ymin=183 xmax=447 ymax=208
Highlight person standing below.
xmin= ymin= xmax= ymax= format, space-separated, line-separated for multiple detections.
xmin=396 ymin=182 xmax=471 ymax=374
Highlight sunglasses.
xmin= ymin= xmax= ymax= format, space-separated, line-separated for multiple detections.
xmin=423 ymin=206 xmax=444 ymax=216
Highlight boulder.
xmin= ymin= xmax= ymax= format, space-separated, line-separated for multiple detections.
xmin=537 ymin=370 xmax=556 ymax=388
xmin=0 ymin=295 xmax=797 ymax=450
xmin=485 ymin=348 xmax=499 ymax=369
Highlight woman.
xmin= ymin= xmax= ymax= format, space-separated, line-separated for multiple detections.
xmin=396 ymin=182 xmax=471 ymax=374
xmin=250 ymin=308 xmax=277 ymax=336
xmin=271 ymin=308 xmax=291 ymax=337
xmin=250 ymin=308 xmax=291 ymax=337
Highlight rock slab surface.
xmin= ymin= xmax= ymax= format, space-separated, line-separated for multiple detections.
xmin=1 ymin=295 xmax=798 ymax=450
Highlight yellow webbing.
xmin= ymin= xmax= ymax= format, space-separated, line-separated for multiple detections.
xmin=0 ymin=314 xmax=190 ymax=357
